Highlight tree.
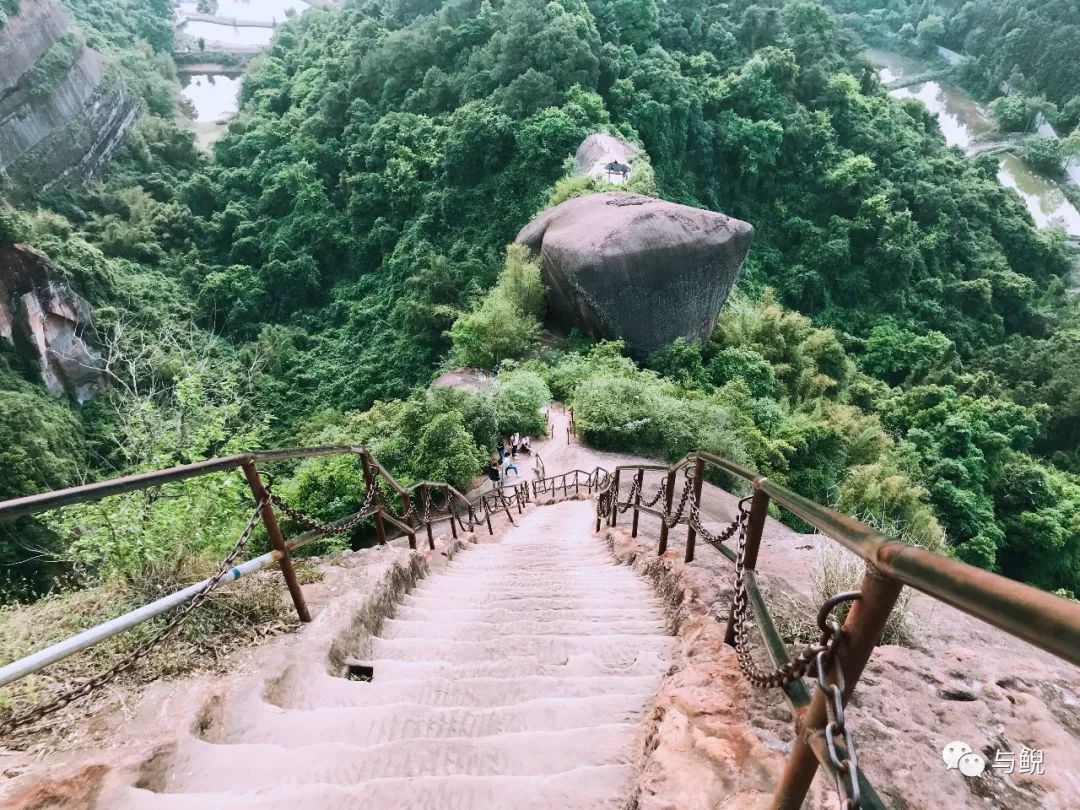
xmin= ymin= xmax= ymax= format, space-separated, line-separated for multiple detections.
xmin=1020 ymin=137 xmax=1066 ymax=176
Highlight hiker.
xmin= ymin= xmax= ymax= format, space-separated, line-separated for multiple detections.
xmin=521 ymin=435 xmax=531 ymax=453
xmin=504 ymin=456 xmax=520 ymax=478
xmin=511 ymin=432 xmax=520 ymax=458
xmin=486 ymin=459 xmax=501 ymax=490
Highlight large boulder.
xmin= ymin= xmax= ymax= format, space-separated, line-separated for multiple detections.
xmin=515 ymin=192 xmax=753 ymax=358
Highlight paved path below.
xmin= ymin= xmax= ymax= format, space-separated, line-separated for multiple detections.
xmin=111 ymin=500 xmax=673 ymax=809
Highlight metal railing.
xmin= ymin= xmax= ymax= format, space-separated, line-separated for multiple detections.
xmin=0 ymin=446 xmax=530 ymax=734
xmin=596 ymin=453 xmax=1080 ymax=810
xmin=531 ymin=467 xmax=608 ymax=499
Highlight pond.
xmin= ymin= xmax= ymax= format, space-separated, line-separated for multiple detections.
xmin=180 ymin=73 xmax=243 ymax=124
xmin=868 ymin=48 xmax=1080 ymax=238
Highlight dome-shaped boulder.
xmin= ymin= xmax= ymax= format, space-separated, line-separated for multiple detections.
xmin=515 ymin=192 xmax=753 ymax=358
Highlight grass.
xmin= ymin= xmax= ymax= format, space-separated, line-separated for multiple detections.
xmin=0 ymin=562 xmax=300 ymax=749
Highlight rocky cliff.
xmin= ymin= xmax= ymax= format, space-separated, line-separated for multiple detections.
xmin=0 ymin=0 xmax=138 ymax=200
xmin=0 ymin=242 xmax=105 ymax=401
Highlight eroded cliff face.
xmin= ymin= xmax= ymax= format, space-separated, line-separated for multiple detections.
xmin=0 ymin=0 xmax=138 ymax=200
xmin=0 ymin=242 xmax=105 ymax=401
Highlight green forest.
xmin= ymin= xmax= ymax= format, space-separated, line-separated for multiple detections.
xmin=2 ymin=0 xmax=1079 ymax=604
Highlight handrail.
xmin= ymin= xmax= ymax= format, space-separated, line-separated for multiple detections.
xmin=0 ymin=445 xmax=532 ymax=719
xmin=603 ymin=453 xmax=1080 ymax=666
xmin=597 ymin=451 xmax=1080 ymax=810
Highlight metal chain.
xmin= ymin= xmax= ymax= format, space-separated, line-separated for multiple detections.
xmin=0 ymin=499 xmax=268 ymax=738
xmin=730 ymin=497 xmax=834 ymax=688
xmin=725 ymin=495 xmax=864 ymax=808
xmin=269 ymin=484 xmax=377 ymax=538
xmin=642 ymin=481 xmax=667 ymax=509
xmin=617 ymin=476 xmax=642 ymax=514
xmin=663 ymin=475 xmax=694 ymax=528
xmin=817 ymin=619 xmax=863 ymax=809
xmin=688 ymin=499 xmax=742 ymax=547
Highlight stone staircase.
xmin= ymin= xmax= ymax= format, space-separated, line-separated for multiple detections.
xmin=110 ymin=500 xmax=673 ymax=809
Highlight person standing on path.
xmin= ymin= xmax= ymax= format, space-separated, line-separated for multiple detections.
xmin=511 ymin=432 xmax=520 ymax=458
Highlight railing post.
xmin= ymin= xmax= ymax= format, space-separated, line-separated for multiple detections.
xmin=609 ymin=468 xmax=621 ymax=527
xmin=657 ymin=469 xmax=677 ymax=555
xmin=769 ymin=568 xmax=904 ymax=810
xmin=449 ymin=500 xmax=458 ymax=539
xmin=575 ymin=471 xmax=580 ymax=495
xmin=241 ymin=461 xmax=311 ymax=623
xmin=684 ymin=457 xmax=705 ymax=562
xmin=631 ymin=467 xmax=644 ymax=538
xmin=725 ymin=485 xmax=770 ymax=645
xmin=400 ymin=490 xmax=418 ymax=550
xmin=515 ymin=485 xmax=523 ymax=514
xmin=360 ymin=451 xmax=387 ymax=545
xmin=419 ymin=484 xmax=435 ymax=550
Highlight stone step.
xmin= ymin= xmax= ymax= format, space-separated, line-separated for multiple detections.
xmin=276 ymin=672 xmax=663 ymax=710
xmin=370 ymin=633 xmax=672 ymax=665
xmin=163 ymin=725 xmax=635 ymax=792
xmin=381 ymin=617 xmax=667 ymax=640
xmin=400 ymin=593 xmax=662 ymax=611
xmin=358 ymin=651 xmax=668 ymax=682
xmin=222 ymin=693 xmax=655 ymax=748
xmin=115 ymin=765 xmax=634 ymax=810
xmin=391 ymin=605 xmax=664 ymax=624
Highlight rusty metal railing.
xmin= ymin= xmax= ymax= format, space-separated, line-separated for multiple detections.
xmin=596 ymin=453 xmax=1080 ymax=810
xmin=0 ymin=446 xmax=529 ymax=734
xmin=532 ymin=467 xmax=609 ymax=500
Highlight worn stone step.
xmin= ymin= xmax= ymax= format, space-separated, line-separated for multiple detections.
xmin=381 ymin=617 xmax=667 ymax=640
xmin=370 ymin=633 xmax=672 ymax=665
xmin=164 ymin=725 xmax=635 ymax=792
xmin=392 ymin=605 xmax=664 ymax=624
xmin=223 ymin=693 xmax=655 ymax=748
xmin=112 ymin=765 xmax=634 ymax=809
xmin=356 ymin=650 xmax=669 ymax=682
xmin=275 ymin=672 xmax=663 ymax=710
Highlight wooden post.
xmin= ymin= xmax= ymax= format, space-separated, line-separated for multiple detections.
xmin=657 ymin=469 xmax=677 ymax=555
xmin=684 ymin=457 xmax=706 ymax=563
xmin=768 ymin=569 xmax=904 ymax=810
xmin=400 ymin=491 xmax=418 ymax=550
xmin=420 ymin=484 xmax=435 ymax=550
xmin=609 ymin=469 xmax=621 ymax=527
xmin=360 ymin=451 xmax=386 ymax=545
xmin=241 ymin=461 xmax=311 ymax=623
xmin=725 ymin=487 xmax=770 ymax=645
xmin=631 ymin=467 xmax=644 ymax=538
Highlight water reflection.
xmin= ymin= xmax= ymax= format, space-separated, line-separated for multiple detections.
xmin=998 ymin=154 xmax=1080 ymax=236
xmin=869 ymin=48 xmax=1080 ymax=238
xmin=185 ymin=20 xmax=275 ymax=47
xmin=181 ymin=73 xmax=243 ymax=123
xmin=890 ymin=81 xmax=995 ymax=150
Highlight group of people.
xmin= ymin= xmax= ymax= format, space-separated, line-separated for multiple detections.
xmin=485 ymin=432 xmax=533 ymax=487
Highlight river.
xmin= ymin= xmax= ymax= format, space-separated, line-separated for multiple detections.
xmin=868 ymin=48 xmax=1080 ymax=238
xmin=177 ymin=0 xmax=311 ymax=147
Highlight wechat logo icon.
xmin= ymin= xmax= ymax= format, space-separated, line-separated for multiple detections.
xmin=942 ymin=741 xmax=986 ymax=777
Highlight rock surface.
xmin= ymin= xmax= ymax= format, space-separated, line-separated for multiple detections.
xmin=0 ymin=243 xmax=105 ymax=401
xmin=516 ymin=192 xmax=753 ymax=358
xmin=574 ymin=133 xmax=639 ymax=185
xmin=0 ymin=0 xmax=138 ymax=200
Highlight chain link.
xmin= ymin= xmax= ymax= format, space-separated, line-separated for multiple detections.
xmin=0 ymin=498 xmax=269 ymax=738
xmin=269 ymin=484 xmax=377 ymax=538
